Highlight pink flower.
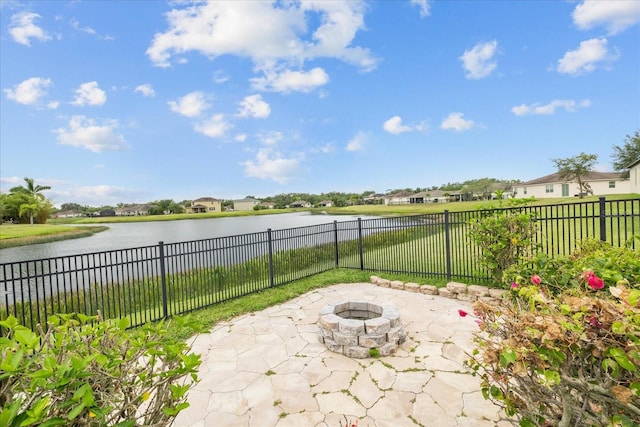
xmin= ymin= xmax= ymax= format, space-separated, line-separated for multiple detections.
xmin=589 ymin=316 xmax=603 ymax=329
xmin=458 ymin=309 xmax=468 ymax=317
xmin=510 ymin=282 xmax=518 ymax=289
xmin=530 ymin=275 xmax=542 ymax=285
xmin=588 ymin=274 xmax=604 ymax=290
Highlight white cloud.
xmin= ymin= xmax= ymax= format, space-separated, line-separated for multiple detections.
xmin=72 ymin=81 xmax=107 ymax=106
xmin=593 ymin=162 xmax=610 ymax=173
xmin=258 ymin=131 xmax=283 ymax=146
xmin=4 ymin=77 xmax=52 ymax=105
xmin=459 ymin=40 xmax=498 ymax=79
xmin=241 ymin=148 xmax=302 ymax=184
xmin=346 ymin=131 xmax=367 ymax=151
xmin=53 ymin=185 xmax=139 ymax=207
xmin=573 ymin=0 xmax=640 ymax=34
xmin=251 ymin=67 xmax=329 ymax=93
xmin=70 ymin=18 xmax=96 ymax=35
xmin=168 ymin=91 xmax=209 ymax=117
xmin=440 ymin=112 xmax=475 ymax=132
xmin=410 ymin=0 xmax=430 ymax=17
xmin=47 ymin=101 xmax=60 ymax=109
xmin=9 ymin=12 xmax=51 ymax=46
xmin=213 ymin=70 xmax=229 ymax=84
xmin=511 ymin=99 xmax=592 ymax=116
xmin=238 ymin=94 xmax=271 ymax=118
xmin=557 ymin=38 xmax=615 ymax=75
xmin=194 ymin=114 xmax=232 ymax=138
xmin=235 ymin=133 xmax=247 ymax=142
xmin=320 ymin=143 xmax=335 ymax=153
xmin=134 ymin=84 xmax=155 ymax=97
xmin=146 ymin=1 xmax=377 ymax=89
xmin=383 ymin=116 xmax=412 ymax=135
xmin=54 ymin=115 xmax=129 ymax=153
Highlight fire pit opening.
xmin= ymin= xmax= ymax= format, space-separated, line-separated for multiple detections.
xmin=317 ymin=299 xmax=406 ymax=359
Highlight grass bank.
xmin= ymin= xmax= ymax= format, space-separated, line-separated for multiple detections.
xmin=0 ymin=224 xmax=108 ymax=249
xmin=50 ymin=208 xmax=301 ymax=224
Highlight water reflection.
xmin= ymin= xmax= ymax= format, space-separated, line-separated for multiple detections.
xmin=0 ymin=212 xmax=371 ymax=263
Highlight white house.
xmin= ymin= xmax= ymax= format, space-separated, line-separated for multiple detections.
xmin=513 ymin=171 xmax=630 ymax=199
xmin=629 ymin=158 xmax=640 ymax=194
xmin=290 ymin=200 xmax=312 ymax=208
xmin=233 ymin=197 xmax=260 ymax=211
xmin=384 ymin=191 xmax=412 ymax=205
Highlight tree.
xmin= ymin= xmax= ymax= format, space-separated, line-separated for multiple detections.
xmin=7 ymin=178 xmax=53 ymax=224
xmin=59 ymin=202 xmax=85 ymax=212
xmin=10 ymin=177 xmax=51 ymax=201
xmin=612 ymin=130 xmax=640 ymax=178
xmin=551 ymin=152 xmax=598 ymax=199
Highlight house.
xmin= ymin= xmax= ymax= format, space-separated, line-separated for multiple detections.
xmin=260 ymin=202 xmax=276 ymax=209
xmin=185 ymin=197 xmax=222 ymax=213
xmin=384 ymin=191 xmax=412 ymax=205
xmin=363 ymin=193 xmax=385 ymax=204
xmin=317 ymin=200 xmax=333 ymax=207
xmin=290 ymin=200 xmax=312 ymax=208
xmin=115 ymin=204 xmax=152 ymax=216
xmin=513 ymin=172 xmax=630 ymax=199
xmin=233 ymin=197 xmax=260 ymax=211
xmin=53 ymin=210 xmax=84 ymax=219
xmin=409 ymin=190 xmax=452 ymax=204
xmin=630 ymin=158 xmax=640 ymax=194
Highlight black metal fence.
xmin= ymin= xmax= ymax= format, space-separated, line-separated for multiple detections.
xmin=2 ymin=197 xmax=638 ymax=330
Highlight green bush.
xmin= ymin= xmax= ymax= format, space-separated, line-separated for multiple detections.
xmin=468 ymin=211 xmax=538 ymax=284
xmin=466 ymin=241 xmax=640 ymax=426
xmin=0 ymin=313 xmax=201 ymax=426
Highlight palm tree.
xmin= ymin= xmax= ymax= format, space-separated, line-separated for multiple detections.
xmin=10 ymin=177 xmax=51 ymax=201
xmin=10 ymin=177 xmax=52 ymax=224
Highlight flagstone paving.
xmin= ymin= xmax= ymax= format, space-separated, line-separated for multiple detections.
xmin=172 ymin=282 xmax=514 ymax=427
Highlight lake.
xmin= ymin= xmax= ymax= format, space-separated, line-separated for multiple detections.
xmin=0 ymin=212 xmax=373 ymax=264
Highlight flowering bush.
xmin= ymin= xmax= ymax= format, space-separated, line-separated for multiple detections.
xmin=504 ymin=239 xmax=640 ymax=296
xmin=465 ymin=241 xmax=640 ymax=426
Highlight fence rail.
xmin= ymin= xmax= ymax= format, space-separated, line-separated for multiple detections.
xmin=2 ymin=197 xmax=638 ymax=331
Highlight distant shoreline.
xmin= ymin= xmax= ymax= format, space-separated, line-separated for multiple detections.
xmin=0 ymin=226 xmax=109 ymax=249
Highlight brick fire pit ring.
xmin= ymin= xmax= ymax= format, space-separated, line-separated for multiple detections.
xmin=317 ymin=299 xmax=406 ymax=358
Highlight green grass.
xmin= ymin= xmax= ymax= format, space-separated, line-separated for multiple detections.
xmin=0 ymin=224 xmax=108 ymax=249
xmin=49 ymin=208 xmax=302 ymax=224
xmin=324 ymin=194 xmax=639 ymax=216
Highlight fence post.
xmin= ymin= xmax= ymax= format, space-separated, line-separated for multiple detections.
xmin=333 ymin=221 xmax=339 ymax=268
xmin=158 ymin=241 xmax=168 ymax=319
xmin=599 ymin=196 xmax=606 ymax=242
xmin=357 ymin=218 xmax=364 ymax=270
xmin=444 ymin=210 xmax=452 ymax=281
xmin=267 ymin=229 xmax=275 ymax=287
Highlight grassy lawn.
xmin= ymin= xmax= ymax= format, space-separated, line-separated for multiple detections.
xmin=0 ymin=224 xmax=108 ymax=249
xmin=324 ymin=194 xmax=640 ymax=216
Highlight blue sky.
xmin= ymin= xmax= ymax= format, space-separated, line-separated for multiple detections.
xmin=1 ymin=0 xmax=639 ymax=207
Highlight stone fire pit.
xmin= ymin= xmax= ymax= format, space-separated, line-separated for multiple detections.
xmin=317 ymin=299 xmax=406 ymax=358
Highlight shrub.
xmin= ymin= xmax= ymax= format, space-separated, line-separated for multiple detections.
xmin=466 ymin=242 xmax=640 ymax=426
xmin=503 ymin=239 xmax=640 ymax=296
xmin=468 ymin=211 xmax=538 ymax=284
xmin=0 ymin=313 xmax=201 ymax=426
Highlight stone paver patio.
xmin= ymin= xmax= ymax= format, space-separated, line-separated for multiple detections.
xmin=172 ymin=282 xmax=513 ymax=427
